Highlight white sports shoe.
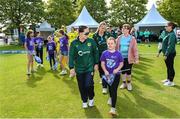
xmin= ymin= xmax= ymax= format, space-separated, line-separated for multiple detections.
xmin=162 ymin=79 xmax=169 ymax=83
xmin=59 ymin=70 xmax=67 ymax=75
xmin=40 ymin=64 xmax=44 ymax=67
xmin=31 ymin=69 xmax=37 ymax=73
xmin=163 ymin=81 xmax=175 ymax=87
xmin=120 ymin=83 xmax=127 ymax=89
xmin=26 ymin=71 xmax=31 ymax=75
xmin=82 ymin=102 xmax=88 ymax=108
xmin=107 ymin=97 xmax=112 ymax=106
xmin=37 ymin=64 xmax=40 ymax=67
xmin=127 ymin=83 xmax=132 ymax=91
xmin=109 ymin=107 xmax=116 ymax=115
xmin=102 ymin=88 xmax=108 ymax=94
xmin=89 ymin=99 xmax=94 ymax=107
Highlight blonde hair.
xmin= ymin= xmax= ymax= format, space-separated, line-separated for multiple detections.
xmin=96 ymin=21 xmax=107 ymax=33
xmin=107 ymin=37 xmax=116 ymax=44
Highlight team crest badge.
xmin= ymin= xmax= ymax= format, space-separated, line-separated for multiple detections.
xmin=87 ymin=43 xmax=91 ymax=47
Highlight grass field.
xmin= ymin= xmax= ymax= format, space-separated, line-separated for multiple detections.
xmin=0 ymin=43 xmax=180 ymax=118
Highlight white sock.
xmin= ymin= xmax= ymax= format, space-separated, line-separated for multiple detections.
xmin=127 ymin=75 xmax=131 ymax=83
xmin=122 ymin=74 xmax=126 ymax=83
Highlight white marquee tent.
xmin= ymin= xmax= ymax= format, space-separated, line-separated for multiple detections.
xmin=134 ymin=4 xmax=168 ymax=29
xmin=36 ymin=21 xmax=55 ymax=32
xmin=67 ymin=6 xmax=99 ymax=32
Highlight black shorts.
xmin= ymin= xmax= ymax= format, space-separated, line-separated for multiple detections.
xmin=121 ymin=58 xmax=133 ymax=75
xmin=98 ymin=61 xmax=104 ymax=78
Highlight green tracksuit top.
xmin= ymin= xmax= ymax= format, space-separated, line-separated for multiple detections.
xmin=93 ymin=32 xmax=111 ymax=55
xmin=69 ymin=37 xmax=99 ymax=73
xmin=162 ymin=31 xmax=177 ymax=56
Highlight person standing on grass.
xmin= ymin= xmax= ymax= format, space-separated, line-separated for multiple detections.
xmin=116 ymin=24 xmax=139 ymax=91
xmin=162 ymin=22 xmax=177 ymax=86
xmin=157 ymin=30 xmax=167 ymax=57
xmin=34 ymin=32 xmax=44 ymax=67
xmin=69 ymin=25 xmax=99 ymax=108
xmin=59 ymin=29 xmax=69 ymax=75
xmin=101 ymin=37 xmax=124 ymax=115
xmin=144 ymin=29 xmax=151 ymax=47
xmin=24 ymin=30 xmax=36 ymax=75
xmin=46 ymin=35 xmax=56 ymax=70
xmin=93 ymin=21 xmax=111 ymax=94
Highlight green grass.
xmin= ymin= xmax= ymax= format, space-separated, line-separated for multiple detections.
xmin=0 ymin=43 xmax=180 ymax=118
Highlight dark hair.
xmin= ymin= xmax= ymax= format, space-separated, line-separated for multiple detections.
xmin=122 ymin=24 xmax=131 ymax=30
xmin=26 ymin=30 xmax=33 ymax=39
xmin=78 ymin=25 xmax=88 ymax=33
xmin=167 ymin=22 xmax=176 ymax=29
xmin=59 ymin=29 xmax=69 ymax=40
xmin=34 ymin=31 xmax=40 ymax=37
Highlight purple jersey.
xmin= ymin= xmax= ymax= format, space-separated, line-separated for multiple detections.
xmin=25 ymin=38 xmax=34 ymax=51
xmin=34 ymin=37 xmax=43 ymax=48
xmin=100 ymin=50 xmax=124 ymax=74
xmin=59 ymin=36 xmax=68 ymax=52
xmin=47 ymin=41 xmax=56 ymax=54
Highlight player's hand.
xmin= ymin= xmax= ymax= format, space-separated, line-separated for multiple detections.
xmin=104 ymin=70 xmax=109 ymax=76
xmin=94 ymin=64 xmax=98 ymax=71
xmin=164 ymin=56 xmax=167 ymax=60
xmin=70 ymin=68 xmax=76 ymax=77
xmin=134 ymin=60 xmax=139 ymax=64
xmin=113 ymin=68 xmax=119 ymax=74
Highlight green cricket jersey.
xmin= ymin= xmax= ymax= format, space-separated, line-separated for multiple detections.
xmin=69 ymin=37 xmax=99 ymax=73
xmin=93 ymin=32 xmax=111 ymax=55
xmin=162 ymin=31 xmax=177 ymax=56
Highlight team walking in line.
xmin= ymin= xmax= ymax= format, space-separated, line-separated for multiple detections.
xmin=24 ymin=21 xmax=177 ymax=116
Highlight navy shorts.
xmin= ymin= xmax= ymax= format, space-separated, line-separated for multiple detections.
xmin=61 ymin=51 xmax=68 ymax=56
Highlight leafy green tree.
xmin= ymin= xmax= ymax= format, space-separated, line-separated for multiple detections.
xmin=46 ymin=0 xmax=76 ymax=28
xmin=158 ymin=0 xmax=180 ymax=25
xmin=0 ymin=0 xmax=45 ymax=37
xmin=78 ymin=0 xmax=108 ymax=22
xmin=109 ymin=0 xmax=148 ymax=26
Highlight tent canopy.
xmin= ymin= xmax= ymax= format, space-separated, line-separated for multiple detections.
xmin=36 ymin=21 xmax=55 ymax=32
xmin=134 ymin=4 xmax=168 ymax=28
xmin=67 ymin=6 xmax=99 ymax=30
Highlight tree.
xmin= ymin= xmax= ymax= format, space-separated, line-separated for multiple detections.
xmin=78 ymin=0 xmax=108 ymax=22
xmin=0 ymin=0 xmax=45 ymax=41
xmin=0 ymin=0 xmax=45 ymax=31
xmin=45 ymin=0 xmax=76 ymax=29
xmin=158 ymin=0 xmax=180 ymax=25
xmin=109 ymin=0 xmax=148 ymax=26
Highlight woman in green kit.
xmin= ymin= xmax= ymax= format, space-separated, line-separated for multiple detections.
xmin=93 ymin=21 xmax=111 ymax=94
xmin=162 ymin=22 xmax=177 ymax=87
xmin=69 ymin=25 xmax=99 ymax=108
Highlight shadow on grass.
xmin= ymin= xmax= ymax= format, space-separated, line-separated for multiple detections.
xmin=26 ymin=73 xmax=43 ymax=88
xmin=173 ymin=85 xmax=180 ymax=90
xmin=61 ymin=75 xmax=79 ymax=95
xmin=130 ymin=86 xmax=179 ymax=118
xmin=132 ymin=56 xmax=163 ymax=90
xmin=84 ymin=106 xmax=103 ymax=118
xmin=116 ymin=85 xmax=149 ymax=118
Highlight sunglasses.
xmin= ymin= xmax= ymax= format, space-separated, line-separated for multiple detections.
xmin=84 ymin=32 xmax=89 ymax=36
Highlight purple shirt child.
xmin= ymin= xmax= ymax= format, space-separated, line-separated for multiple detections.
xmin=34 ymin=37 xmax=43 ymax=49
xmin=59 ymin=36 xmax=68 ymax=52
xmin=46 ymin=41 xmax=56 ymax=55
xmin=25 ymin=38 xmax=34 ymax=51
xmin=100 ymin=50 xmax=124 ymax=74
